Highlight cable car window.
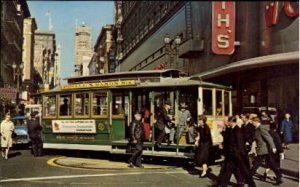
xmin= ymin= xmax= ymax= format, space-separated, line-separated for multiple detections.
xmin=75 ymin=93 xmax=89 ymax=116
xmin=224 ymin=91 xmax=230 ymax=116
xmin=112 ymin=94 xmax=125 ymax=115
xmin=216 ymin=90 xmax=223 ymax=116
xmin=92 ymin=92 xmax=108 ymax=116
xmin=43 ymin=95 xmax=56 ymax=117
xmin=59 ymin=94 xmax=72 ymax=116
xmin=203 ymin=89 xmax=213 ymax=116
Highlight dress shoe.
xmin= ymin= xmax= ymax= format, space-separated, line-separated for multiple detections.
xmin=260 ymin=173 xmax=267 ymax=181
xmin=128 ymin=162 xmax=136 ymax=168
xmin=274 ymin=179 xmax=283 ymax=185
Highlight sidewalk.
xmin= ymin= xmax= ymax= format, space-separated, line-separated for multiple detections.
xmin=280 ymin=143 xmax=299 ymax=179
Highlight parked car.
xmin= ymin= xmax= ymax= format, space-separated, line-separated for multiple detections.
xmin=11 ymin=116 xmax=31 ymax=146
xmin=242 ymin=106 xmax=277 ymax=122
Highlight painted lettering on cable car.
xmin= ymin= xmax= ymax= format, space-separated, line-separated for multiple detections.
xmin=61 ymin=80 xmax=136 ymax=90
xmin=212 ymin=1 xmax=236 ymax=55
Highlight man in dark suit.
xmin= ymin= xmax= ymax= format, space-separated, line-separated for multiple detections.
xmin=155 ymin=100 xmax=174 ymax=148
xmin=27 ymin=112 xmax=43 ymax=157
xmin=249 ymin=117 xmax=283 ymax=185
xmin=217 ymin=116 xmax=256 ymax=187
xmin=241 ymin=113 xmax=256 ymax=168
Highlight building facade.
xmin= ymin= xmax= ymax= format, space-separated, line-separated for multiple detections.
xmin=22 ymin=17 xmax=40 ymax=99
xmin=0 ymin=0 xmax=31 ymax=114
xmin=74 ymin=23 xmax=92 ymax=76
xmin=33 ymin=31 xmax=57 ymax=91
xmin=92 ymin=24 xmax=116 ymax=74
xmin=115 ymin=1 xmax=299 ymax=123
xmin=53 ymin=44 xmax=61 ymax=86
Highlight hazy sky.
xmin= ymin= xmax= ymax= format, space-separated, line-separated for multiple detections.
xmin=27 ymin=1 xmax=114 ymax=84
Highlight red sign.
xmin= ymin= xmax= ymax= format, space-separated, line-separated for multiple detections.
xmin=0 ymin=88 xmax=17 ymax=100
xmin=265 ymin=1 xmax=299 ymax=27
xmin=212 ymin=2 xmax=236 ymax=55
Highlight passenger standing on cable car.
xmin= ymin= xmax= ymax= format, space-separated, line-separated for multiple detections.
xmin=155 ymin=100 xmax=174 ymax=149
xmin=142 ymin=106 xmax=151 ymax=142
xmin=128 ymin=111 xmax=145 ymax=168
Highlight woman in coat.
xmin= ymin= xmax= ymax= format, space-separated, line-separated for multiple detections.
xmin=194 ymin=114 xmax=212 ymax=177
xmin=281 ymin=112 xmax=293 ymax=149
xmin=1 ymin=113 xmax=15 ymax=160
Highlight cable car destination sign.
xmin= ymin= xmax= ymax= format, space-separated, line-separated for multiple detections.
xmin=61 ymin=80 xmax=136 ymax=90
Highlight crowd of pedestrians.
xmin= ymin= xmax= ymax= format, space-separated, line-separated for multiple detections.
xmin=126 ymin=99 xmax=295 ymax=186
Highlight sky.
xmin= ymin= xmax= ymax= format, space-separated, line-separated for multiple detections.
xmin=27 ymin=1 xmax=114 ymax=84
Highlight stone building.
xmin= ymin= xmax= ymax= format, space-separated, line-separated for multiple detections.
xmin=92 ymin=24 xmax=116 ymax=74
xmin=22 ymin=17 xmax=41 ymax=98
xmin=115 ymin=1 xmax=299 ymax=119
xmin=0 ymin=0 xmax=31 ymax=114
xmin=74 ymin=23 xmax=92 ymax=76
xmin=33 ymin=31 xmax=57 ymax=91
xmin=1 ymin=1 xmax=30 ymax=90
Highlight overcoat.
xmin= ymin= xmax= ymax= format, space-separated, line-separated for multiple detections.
xmin=281 ymin=119 xmax=293 ymax=143
xmin=0 ymin=120 xmax=15 ymax=148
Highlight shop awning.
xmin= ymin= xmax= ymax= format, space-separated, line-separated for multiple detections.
xmin=189 ymin=51 xmax=299 ymax=80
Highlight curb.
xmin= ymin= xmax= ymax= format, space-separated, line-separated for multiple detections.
xmin=280 ymin=168 xmax=299 ymax=179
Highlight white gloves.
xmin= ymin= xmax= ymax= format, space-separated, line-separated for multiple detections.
xmin=272 ymin=148 xmax=277 ymax=154
xmin=280 ymin=153 xmax=285 ymax=160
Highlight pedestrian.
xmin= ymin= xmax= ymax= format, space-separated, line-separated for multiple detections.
xmin=177 ymin=103 xmax=191 ymax=143
xmin=217 ymin=116 xmax=256 ymax=187
xmin=27 ymin=112 xmax=43 ymax=157
xmin=249 ymin=116 xmax=283 ymax=185
xmin=0 ymin=113 xmax=15 ymax=160
xmin=261 ymin=123 xmax=284 ymax=181
xmin=194 ymin=115 xmax=212 ymax=177
xmin=280 ymin=112 xmax=293 ymax=149
xmin=155 ymin=100 xmax=174 ymax=148
xmin=128 ymin=111 xmax=145 ymax=168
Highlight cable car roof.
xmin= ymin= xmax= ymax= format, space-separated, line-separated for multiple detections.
xmin=64 ymin=69 xmax=187 ymax=84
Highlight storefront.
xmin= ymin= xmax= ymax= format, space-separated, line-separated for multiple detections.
xmin=191 ymin=2 xmax=299 ymax=129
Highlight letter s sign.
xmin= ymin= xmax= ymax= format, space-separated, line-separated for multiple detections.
xmin=212 ymin=2 xmax=236 ymax=55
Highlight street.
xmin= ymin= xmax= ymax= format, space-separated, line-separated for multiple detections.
xmin=0 ymin=145 xmax=299 ymax=187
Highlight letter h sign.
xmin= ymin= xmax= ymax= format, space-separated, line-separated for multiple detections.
xmin=212 ymin=2 xmax=236 ymax=55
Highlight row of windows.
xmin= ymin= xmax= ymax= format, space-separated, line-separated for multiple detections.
xmin=43 ymin=92 xmax=108 ymax=117
xmin=121 ymin=1 xmax=180 ymax=56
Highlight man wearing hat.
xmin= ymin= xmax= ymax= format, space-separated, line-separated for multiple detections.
xmin=27 ymin=112 xmax=43 ymax=157
xmin=155 ymin=100 xmax=174 ymax=148
xmin=249 ymin=116 xmax=283 ymax=185
xmin=128 ymin=111 xmax=145 ymax=168
xmin=177 ymin=102 xmax=191 ymax=143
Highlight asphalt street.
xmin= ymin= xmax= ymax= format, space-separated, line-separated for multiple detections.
xmin=0 ymin=147 xmax=299 ymax=187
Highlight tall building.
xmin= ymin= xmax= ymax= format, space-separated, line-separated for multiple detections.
xmin=33 ymin=31 xmax=57 ymax=91
xmin=1 ymin=0 xmax=30 ymax=113
xmin=92 ymin=24 xmax=115 ymax=74
xmin=115 ymin=1 xmax=299 ymax=118
xmin=74 ymin=23 xmax=92 ymax=76
xmin=53 ymin=44 xmax=61 ymax=86
xmin=22 ymin=17 xmax=40 ymax=98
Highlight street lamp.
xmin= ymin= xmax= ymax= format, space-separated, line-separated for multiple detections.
xmin=12 ymin=62 xmax=24 ymax=112
xmin=12 ymin=62 xmax=24 ymax=90
xmin=163 ymin=34 xmax=181 ymax=69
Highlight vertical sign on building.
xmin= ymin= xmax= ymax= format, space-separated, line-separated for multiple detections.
xmin=212 ymin=2 xmax=236 ymax=55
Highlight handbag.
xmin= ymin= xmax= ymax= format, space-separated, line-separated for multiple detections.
xmin=11 ymin=131 xmax=17 ymax=138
